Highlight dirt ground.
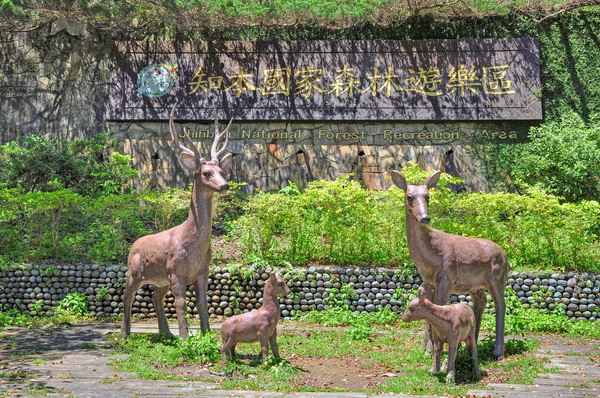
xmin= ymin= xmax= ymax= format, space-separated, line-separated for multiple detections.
xmin=162 ymin=353 xmax=401 ymax=390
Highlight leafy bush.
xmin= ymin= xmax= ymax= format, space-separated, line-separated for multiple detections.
xmin=0 ymin=309 xmax=32 ymax=330
xmin=0 ymin=133 xmax=137 ymax=196
xmin=0 ymin=187 xmax=189 ymax=265
xmin=474 ymin=113 xmax=600 ymax=203
xmin=232 ymin=174 xmax=409 ymax=266
xmin=177 ymin=331 xmax=221 ymax=363
xmin=0 ymin=1 xmax=585 ymax=31
xmin=0 ymin=160 xmax=598 ymax=272
xmin=231 ymin=163 xmax=600 ymax=272
xmin=55 ymin=292 xmax=88 ymax=317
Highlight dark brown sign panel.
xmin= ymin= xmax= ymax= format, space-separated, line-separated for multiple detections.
xmin=108 ymin=39 xmax=541 ymax=121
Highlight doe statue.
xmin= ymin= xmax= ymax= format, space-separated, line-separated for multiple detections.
xmin=402 ymin=287 xmax=481 ymax=383
xmin=220 ymin=273 xmax=291 ymax=367
xmin=391 ymin=170 xmax=508 ymax=360
xmin=121 ymin=105 xmax=232 ymax=339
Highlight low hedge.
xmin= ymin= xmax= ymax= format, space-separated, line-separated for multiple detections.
xmin=231 ymin=164 xmax=600 ymax=272
xmin=1 ymin=164 xmax=598 ymax=272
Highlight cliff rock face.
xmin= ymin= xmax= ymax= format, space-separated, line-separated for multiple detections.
xmin=1 ymin=22 xmax=114 ymax=142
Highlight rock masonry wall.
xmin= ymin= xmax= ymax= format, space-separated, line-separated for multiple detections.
xmin=1 ymin=264 xmax=598 ymax=322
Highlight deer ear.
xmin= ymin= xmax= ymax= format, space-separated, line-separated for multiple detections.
xmin=219 ymin=152 xmax=233 ymax=169
xmin=269 ymin=273 xmax=277 ymax=282
xmin=417 ymin=286 xmax=426 ymax=303
xmin=178 ymin=153 xmax=199 ymax=172
xmin=425 ymin=171 xmax=442 ymax=189
xmin=391 ymin=170 xmax=407 ymax=190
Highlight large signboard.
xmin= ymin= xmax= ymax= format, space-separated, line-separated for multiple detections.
xmin=108 ymin=39 xmax=541 ymax=121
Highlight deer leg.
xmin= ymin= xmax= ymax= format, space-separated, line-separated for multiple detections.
xmin=194 ymin=266 xmax=210 ymax=335
xmin=230 ymin=343 xmax=237 ymax=359
xmin=269 ymin=329 xmax=280 ymax=358
xmin=220 ymin=338 xmax=233 ymax=367
xmin=152 ymin=285 xmax=174 ymax=339
xmin=421 ymin=283 xmax=437 ymax=354
xmin=120 ymin=281 xmax=142 ymax=338
xmin=446 ymin=341 xmax=457 ymax=383
xmin=470 ymin=289 xmax=487 ymax=341
xmin=488 ymin=281 xmax=506 ymax=360
xmin=430 ymin=338 xmax=443 ymax=374
xmin=466 ymin=334 xmax=481 ymax=379
xmin=258 ymin=331 xmax=269 ymax=363
xmin=171 ymin=275 xmax=188 ymax=339
xmin=428 ymin=281 xmax=451 ymax=355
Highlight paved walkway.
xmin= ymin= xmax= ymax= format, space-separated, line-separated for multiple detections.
xmin=0 ymin=322 xmax=598 ymax=397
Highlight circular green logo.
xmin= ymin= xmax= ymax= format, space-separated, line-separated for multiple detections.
xmin=137 ymin=64 xmax=176 ymax=98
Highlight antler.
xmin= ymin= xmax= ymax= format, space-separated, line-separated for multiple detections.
xmin=210 ymin=108 xmax=232 ymax=161
xmin=169 ymin=104 xmax=201 ymax=160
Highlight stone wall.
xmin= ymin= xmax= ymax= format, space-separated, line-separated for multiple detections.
xmin=1 ymin=264 xmax=598 ymax=322
xmin=111 ymin=120 xmax=508 ymax=193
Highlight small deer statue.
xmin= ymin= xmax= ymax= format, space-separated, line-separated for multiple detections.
xmin=220 ymin=273 xmax=291 ymax=367
xmin=121 ymin=104 xmax=232 ymax=339
xmin=391 ymin=170 xmax=508 ymax=360
xmin=402 ymin=287 xmax=481 ymax=383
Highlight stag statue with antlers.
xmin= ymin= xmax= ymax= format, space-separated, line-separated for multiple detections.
xmin=121 ymin=105 xmax=232 ymax=339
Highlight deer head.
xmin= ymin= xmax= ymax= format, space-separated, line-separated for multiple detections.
xmin=268 ymin=273 xmax=292 ymax=297
xmin=169 ymin=104 xmax=232 ymax=192
xmin=401 ymin=286 xmax=428 ymax=322
xmin=391 ymin=170 xmax=441 ymax=225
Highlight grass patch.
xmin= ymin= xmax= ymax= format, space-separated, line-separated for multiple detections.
xmin=108 ymin=331 xmax=220 ymax=381
xmin=108 ymin=318 xmax=557 ymax=395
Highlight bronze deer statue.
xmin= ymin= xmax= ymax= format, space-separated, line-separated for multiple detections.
xmin=391 ymin=170 xmax=508 ymax=360
xmin=121 ymin=105 xmax=232 ymax=339
xmin=220 ymin=273 xmax=291 ymax=367
xmin=402 ymin=287 xmax=481 ymax=383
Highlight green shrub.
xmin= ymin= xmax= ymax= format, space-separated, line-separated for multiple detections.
xmin=0 ymin=187 xmax=189 ymax=265
xmin=55 ymin=292 xmax=88 ymax=317
xmin=474 ymin=113 xmax=600 ymax=203
xmin=230 ymin=163 xmax=600 ymax=272
xmin=0 ymin=133 xmax=137 ymax=196
xmin=0 ymin=309 xmax=31 ymax=329
xmin=481 ymin=290 xmax=600 ymax=338
xmin=232 ymin=175 xmax=410 ymax=266
xmin=177 ymin=331 xmax=221 ymax=363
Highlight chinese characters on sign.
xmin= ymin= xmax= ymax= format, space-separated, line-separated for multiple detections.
xmin=109 ymin=39 xmax=541 ymax=121
xmin=186 ymin=64 xmax=516 ymax=99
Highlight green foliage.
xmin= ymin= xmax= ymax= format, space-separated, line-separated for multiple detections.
xmin=481 ymin=289 xmax=600 ymax=338
xmin=231 ymin=164 xmax=600 ymax=272
xmin=0 ymin=134 xmax=137 ymax=196
xmin=111 ymin=332 xmax=221 ymax=378
xmin=232 ymin=174 xmax=409 ymax=266
xmin=213 ymin=182 xmax=249 ymax=235
xmin=96 ymin=286 xmax=110 ymax=299
xmin=0 ymin=309 xmax=31 ymax=330
xmin=177 ymin=332 xmax=221 ymax=363
xmin=0 ymin=186 xmax=188 ymax=264
xmin=474 ymin=113 xmax=600 ymax=202
xmin=1 ymin=1 xmax=584 ymax=30
xmin=438 ymin=190 xmax=600 ymax=271
xmin=55 ymin=292 xmax=88 ymax=317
